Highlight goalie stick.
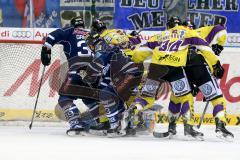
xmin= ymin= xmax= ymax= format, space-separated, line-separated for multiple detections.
xmin=29 ymin=66 xmax=46 ymax=129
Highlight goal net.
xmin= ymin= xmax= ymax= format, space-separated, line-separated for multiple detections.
xmin=0 ymin=40 xmax=77 ymax=123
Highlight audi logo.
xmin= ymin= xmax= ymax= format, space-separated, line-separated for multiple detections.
xmin=12 ymin=30 xmax=32 ymax=38
xmin=227 ymin=35 xmax=240 ymax=43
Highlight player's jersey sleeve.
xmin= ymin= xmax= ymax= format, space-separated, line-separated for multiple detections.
xmin=196 ymin=25 xmax=227 ymax=46
xmin=127 ymin=34 xmax=141 ymax=46
xmin=184 ymin=29 xmax=219 ymax=66
xmin=124 ymin=46 xmax=152 ymax=63
xmin=100 ymin=29 xmax=130 ymax=48
xmin=123 ymin=34 xmax=159 ymax=63
xmin=146 ymin=34 xmax=161 ymax=49
xmin=44 ymin=27 xmax=73 ymax=49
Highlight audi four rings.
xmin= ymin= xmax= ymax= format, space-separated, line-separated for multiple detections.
xmin=12 ymin=30 xmax=32 ymax=38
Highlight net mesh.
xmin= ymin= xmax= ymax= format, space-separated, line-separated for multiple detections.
xmin=0 ymin=42 xmax=70 ymax=122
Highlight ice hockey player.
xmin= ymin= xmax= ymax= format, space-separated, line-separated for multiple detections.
xmin=41 ymin=16 xmax=100 ymax=135
xmin=128 ymin=16 xmax=227 ymax=139
xmin=82 ymin=19 xmax=145 ymax=137
xmin=166 ymin=19 xmax=234 ymax=139
xmin=156 ymin=17 xmax=233 ymax=137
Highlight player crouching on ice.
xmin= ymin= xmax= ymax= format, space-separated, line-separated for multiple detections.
xmin=81 ymin=19 xmax=148 ymax=137
xmin=41 ymin=16 xmax=102 ymax=136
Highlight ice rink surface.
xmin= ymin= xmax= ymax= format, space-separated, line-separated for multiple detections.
xmin=0 ymin=123 xmax=239 ymax=160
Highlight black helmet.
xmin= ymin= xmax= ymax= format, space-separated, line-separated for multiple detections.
xmin=70 ymin=16 xmax=85 ymax=28
xmin=166 ymin=16 xmax=182 ymax=29
xmin=91 ymin=19 xmax=107 ymax=33
xmin=182 ymin=19 xmax=196 ymax=29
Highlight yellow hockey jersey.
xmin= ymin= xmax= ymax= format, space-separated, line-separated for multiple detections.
xmin=147 ymin=25 xmax=219 ymax=67
xmin=196 ymin=25 xmax=227 ymax=46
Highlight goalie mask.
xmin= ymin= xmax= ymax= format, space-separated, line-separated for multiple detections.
xmin=91 ymin=19 xmax=107 ymax=33
xmin=71 ymin=16 xmax=85 ymax=28
xmin=166 ymin=16 xmax=182 ymax=29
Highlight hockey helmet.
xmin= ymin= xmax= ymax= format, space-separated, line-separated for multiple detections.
xmin=91 ymin=19 xmax=107 ymax=33
xmin=166 ymin=16 xmax=182 ymax=29
xmin=182 ymin=19 xmax=196 ymax=30
xmin=70 ymin=16 xmax=85 ymax=28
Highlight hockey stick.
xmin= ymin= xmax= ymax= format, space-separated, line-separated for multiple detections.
xmin=197 ymin=101 xmax=209 ymax=129
xmin=29 ymin=66 xmax=46 ymax=129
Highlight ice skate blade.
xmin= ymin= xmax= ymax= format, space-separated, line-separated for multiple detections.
xmin=125 ymin=128 xmax=137 ymax=137
xmin=107 ymin=130 xmax=127 ymax=138
xmin=66 ymin=130 xmax=87 ymax=136
xmin=216 ymin=132 xmax=234 ymax=142
xmin=88 ymin=129 xmax=107 ymax=136
xmin=169 ymin=133 xmax=177 ymax=139
xmin=153 ymin=131 xmax=170 ymax=138
xmin=184 ymin=134 xmax=204 ymax=141
xmin=107 ymin=133 xmax=126 ymax=138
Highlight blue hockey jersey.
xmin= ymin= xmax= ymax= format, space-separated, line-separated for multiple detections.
xmin=44 ymin=27 xmax=93 ymax=60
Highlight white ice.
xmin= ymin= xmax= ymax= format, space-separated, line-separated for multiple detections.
xmin=0 ymin=123 xmax=239 ymax=160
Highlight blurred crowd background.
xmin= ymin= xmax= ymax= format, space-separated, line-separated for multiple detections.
xmin=0 ymin=0 xmax=239 ymax=33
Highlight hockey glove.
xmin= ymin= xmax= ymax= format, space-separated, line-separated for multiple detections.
xmin=212 ymin=61 xmax=224 ymax=79
xmin=41 ymin=46 xmax=51 ymax=66
xmin=212 ymin=44 xmax=223 ymax=56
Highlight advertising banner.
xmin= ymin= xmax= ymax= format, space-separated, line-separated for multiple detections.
xmin=0 ymin=0 xmax=238 ymax=33
xmin=114 ymin=0 xmax=240 ymax=32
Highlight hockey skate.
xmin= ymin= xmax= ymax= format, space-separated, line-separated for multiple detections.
xmin=85 ymin=121 xmax=110 ymax=136
xmin=66 ymin=118 xmax=90 ymax=136
xmin=119 ymin=107 xmax=138 ymax=136
xmin=184 ymin=124 xmax=204 ymax=140
xmin=153 ymin=121 xmax=177 ymax=139
xmin=168 ymin=121 xmax=177 ymax=138
xmin=107 ymin=121 xmax=126 ymax=138
xmin=215 ymin=118 xmax=234 ymax=140
xmin=66 ymin=125 xmax=88 ymax=136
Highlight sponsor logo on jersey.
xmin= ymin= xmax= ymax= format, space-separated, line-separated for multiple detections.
xmin=159 ymin=55 xmax=180 ymax=62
